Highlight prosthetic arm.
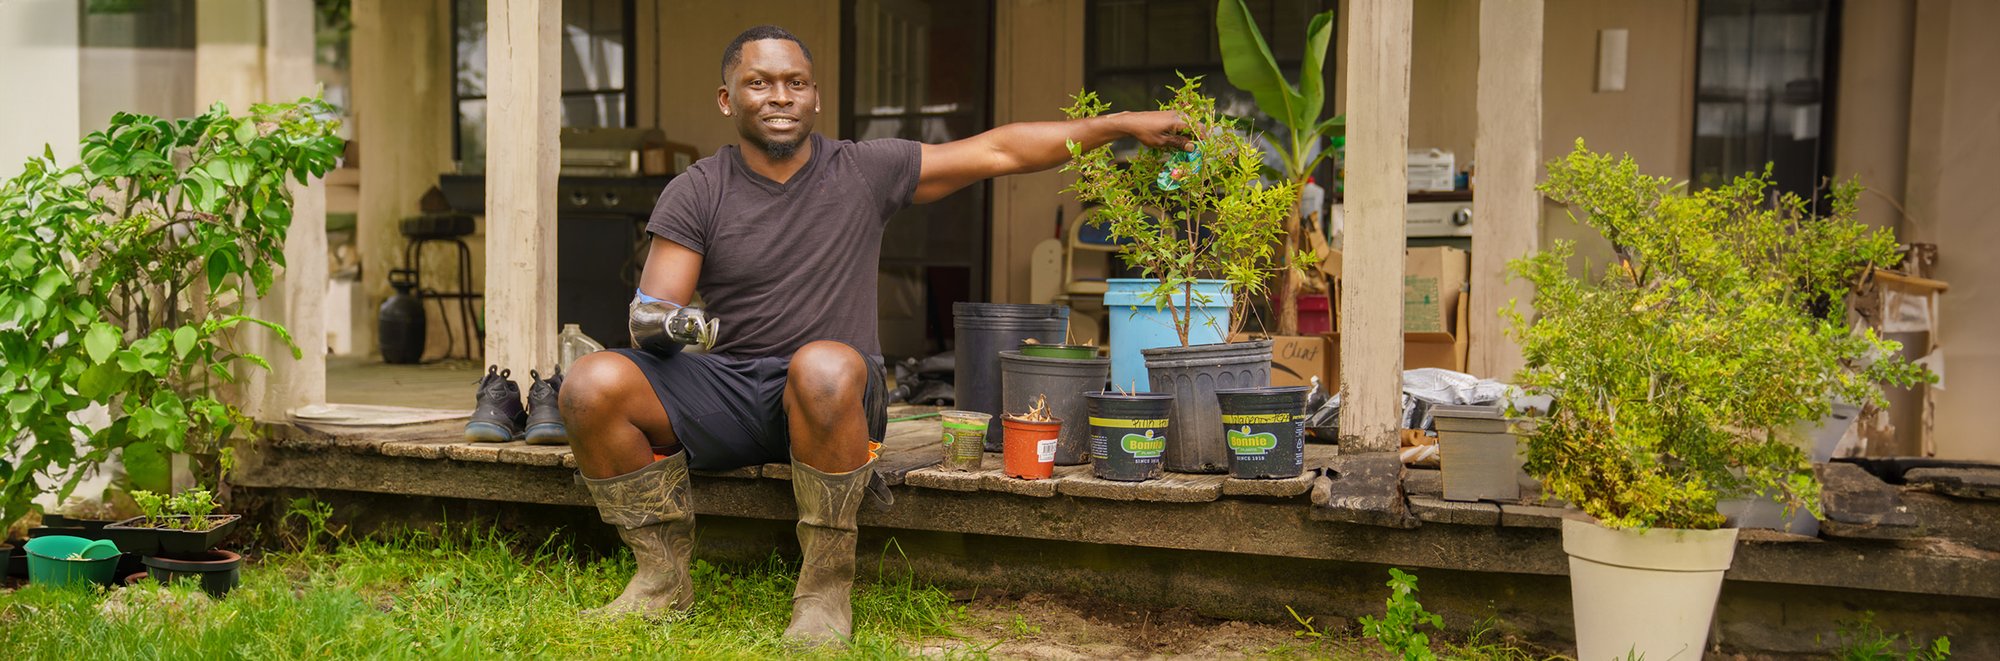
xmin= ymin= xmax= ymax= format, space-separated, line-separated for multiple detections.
xmin=629 ymin=289 xmax=720 ymax=357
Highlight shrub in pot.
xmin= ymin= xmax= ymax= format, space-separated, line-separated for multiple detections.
xmin=1508 ymin=142 xmax=1933 ymax=660
xmin=0 ymin=99 xmax=342 ymax=539
xmin=1063 ymin=76 xmax=1302 ymax=473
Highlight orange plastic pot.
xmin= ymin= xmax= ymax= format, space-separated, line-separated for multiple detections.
xmin=1001 ymin=416 xmax=1062 ymax=480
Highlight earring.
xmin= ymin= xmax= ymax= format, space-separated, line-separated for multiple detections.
xmin=723 ymin=109 xmax=732 ymax=116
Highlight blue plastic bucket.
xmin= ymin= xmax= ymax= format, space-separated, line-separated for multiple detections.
xmin=1104 ymin=279 xmax=1231 ymax=392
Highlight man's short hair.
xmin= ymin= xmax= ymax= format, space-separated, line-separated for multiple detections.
xmin=721 ymin=25 xmax=813 ymax=83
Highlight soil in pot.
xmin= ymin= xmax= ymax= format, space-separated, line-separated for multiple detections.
xmin=937 ymin=410 xmax=992 ymax=472
xmin=1142 ymin=340 xmax=1272 ymax=473
xmin=1001 ymin=415 xmax=1062 ymax=480
xmin=1216 ymin=386 xmax=1309 ymax=479
xmin=999 ymin=350 xmax=1110 ymax=466
xmin=1085 ymin=391 xmax=1172 ymax=482
xmin=144 ymin=549 xmax=242 ymax=599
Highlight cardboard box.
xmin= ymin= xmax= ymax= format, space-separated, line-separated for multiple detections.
xmin=1404 ymin=246 xmax=1468 ymax=335
xmin=1405 ymin=293 xmax=1470 ymax=372
xmin=643 ymin=141 xmax=703 ymax=176
xmin=1228 ymin=334 xmax=1331 ymax=388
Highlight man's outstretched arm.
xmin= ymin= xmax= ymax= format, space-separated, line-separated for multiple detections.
xmin=912 ymin=110 xmax=1189 ymax=205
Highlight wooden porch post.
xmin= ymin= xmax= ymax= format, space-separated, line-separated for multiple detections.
xmin=251 ymin=0 xmax=329 ymax=417
xmin=1469 ymin=0 xmax=1543 ymax=381
xmin=485 ymin=0 xmax=562 ymax=372
xmin=1338 ymin=0 xmax=1413 ymax=453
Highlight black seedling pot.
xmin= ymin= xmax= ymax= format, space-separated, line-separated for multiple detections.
xmin=103 ymin=515 xmax=242 ymax=556
xmin=144 ymin=549 xmax=241 ymax=598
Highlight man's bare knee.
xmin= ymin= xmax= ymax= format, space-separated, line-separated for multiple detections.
xmin=786 ymin=341 xmax=864 ymax=406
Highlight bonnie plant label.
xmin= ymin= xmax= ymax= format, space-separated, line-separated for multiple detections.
xmin=1035 ymin=438 xmax=1057 ymax=463
xmin=1119 ymin=431 xmax=1165 ymax=459
xmin=1221 ymin=413 xmax=1299 ymax=458
xmin=1089 ymin=416 xmax=1168 ymax=463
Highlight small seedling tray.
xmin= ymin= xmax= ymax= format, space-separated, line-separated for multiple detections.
xmin=103 ymin=515 xmax=242 ymax=556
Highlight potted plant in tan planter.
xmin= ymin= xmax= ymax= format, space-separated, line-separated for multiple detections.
xmin=1509 ymin=142 xmax=1933 ymax=660
xmin=1063 ymin=75 xmax=1304 ymax=473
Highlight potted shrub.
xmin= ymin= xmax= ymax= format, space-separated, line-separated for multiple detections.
xmin=1215 ymin=0 xmax=1340 ymax=337
xmin=0 ymin=99 xmax=342 ymax=542
xmin=1508 ymin=142 xmax=1933 ymax=659
xmin=1064 ymin=75 xmax=1304 ymax=473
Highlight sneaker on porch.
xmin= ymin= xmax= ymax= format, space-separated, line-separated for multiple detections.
xmin=465 ymin=366 xmax=527 ymax=443
xmin=524 ymin=368 xmax=568 ymax=445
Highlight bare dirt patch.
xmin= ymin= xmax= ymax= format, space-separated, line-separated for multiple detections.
xmin=916 ymin=591 xmax=1384 ymax=660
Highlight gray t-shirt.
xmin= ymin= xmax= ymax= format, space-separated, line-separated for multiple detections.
xmin=645 ymin=133 xmax=921 ymax=359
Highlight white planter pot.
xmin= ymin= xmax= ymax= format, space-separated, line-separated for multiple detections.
xmin=1562 ymin=518 xmax=1738 ymax=661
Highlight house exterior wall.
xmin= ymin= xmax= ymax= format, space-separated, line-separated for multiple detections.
xmin=0 ymin=0 xmax=81 ymax=181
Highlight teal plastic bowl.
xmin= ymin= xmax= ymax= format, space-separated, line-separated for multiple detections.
xmin=24 ymin=535 xmax=121 ymax=587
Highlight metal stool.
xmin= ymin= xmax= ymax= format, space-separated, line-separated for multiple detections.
xmin=399 ymin=213 xmax=482 ymax=360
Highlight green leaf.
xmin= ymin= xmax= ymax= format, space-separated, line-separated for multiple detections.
xmin=206 ymin=251 xmax=231 ymax=290
xmin=84 ymin=323 xmax=120 ymax=364
xmin=1295 ymin=11 xmax=1334 ymax=131
xmin=77 ymin=363 xmax=126 ymax=399
xmin=30 ymin=268 xmax=68 ymax=300
xmin=172 ymin=326 xmax=197 ymax=358
xmin=1217 ymin=0 xmax=1302 ymax=129
xmin=122 ymin=441 xmax=173 ymax=495
xmin=234 ymin=119 xmax=259 ymax=145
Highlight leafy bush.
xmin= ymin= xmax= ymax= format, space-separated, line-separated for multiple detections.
xmin=1507 ymin=141 xmax=1932 ymax=530
xmin=0 ymin=98 xmax=343 ymax=533
xmin=1061 ymin=75 xmax=1305 ymax=346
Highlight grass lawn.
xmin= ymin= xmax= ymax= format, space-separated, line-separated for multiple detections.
xmin=0 ymin=521 xmax=1567 ymax=660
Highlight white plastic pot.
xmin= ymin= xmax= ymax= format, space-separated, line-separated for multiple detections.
xmin=1562 ymin=517 xmax=1738 ymax=661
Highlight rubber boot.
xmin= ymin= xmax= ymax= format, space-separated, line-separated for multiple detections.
xmin=582 ymin=452 xmax=695 ymax=617
xmin=783 ymin=458 xmax=874 ymax=647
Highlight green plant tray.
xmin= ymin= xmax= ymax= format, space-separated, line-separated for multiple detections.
xmin=102 ymin=515 xmax=241 ymax=557
xmin=1019 ymin=343 xmax=1098 ymax=359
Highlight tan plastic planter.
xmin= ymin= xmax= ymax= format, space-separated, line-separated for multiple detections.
xmin=1562 ymin=518 xmax=1738 ymax=661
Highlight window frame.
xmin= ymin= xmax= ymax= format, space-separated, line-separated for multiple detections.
xmin=449 ymin=0 xmax=640 ymax=164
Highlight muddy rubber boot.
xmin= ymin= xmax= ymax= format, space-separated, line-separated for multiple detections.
xmin=582 ymin=452 xmax=696 ymax=618
xmin=783 ymin=458 xmax=874 ymax=647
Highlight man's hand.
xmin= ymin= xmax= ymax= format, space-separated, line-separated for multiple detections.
xmin=1117 ymin=110 xmax=1194 ymax=152
xmin=914 ymin=110 xmax=1195 ymax=204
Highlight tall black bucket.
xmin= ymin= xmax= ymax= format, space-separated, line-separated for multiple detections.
xmin=953 ymin=303 xmax=1068 ymax=448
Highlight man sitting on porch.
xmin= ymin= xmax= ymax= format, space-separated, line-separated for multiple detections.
xmin=557 ymin=24 xmax=1187 ymax=645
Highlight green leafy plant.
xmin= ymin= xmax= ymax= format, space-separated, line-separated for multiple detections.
xmin=1062 ymin=75 xmax=1304 ymax=346
xmin=1827 ymin=612 xmax=1951 ymax=660
xmin=1507 ymin=141 xmax=1933 ymax=530
xmin=1216 ymin=0 xmax=1342 ymax=336
xmin=168 ymin=488 xmax=218 ymax=530
xmin=0 ymin=98 xmax=343 ymax=535
xmin=1359 ymin=568 xmax=1442 ymax=661
xmin=131 ymin=490 xmax=167 ymax=528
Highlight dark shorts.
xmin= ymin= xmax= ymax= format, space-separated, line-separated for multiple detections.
xmin=607 ymin=344 xmax=887 ymax=472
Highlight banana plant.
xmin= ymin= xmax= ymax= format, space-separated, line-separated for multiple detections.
xmin=1217 ymin=0 xmax=1344 ymax=336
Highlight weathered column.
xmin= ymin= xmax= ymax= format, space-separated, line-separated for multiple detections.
xmin=1469 ymin=0 xmax=1543 ymax=381
xmin=257 ymin=0 xmax=329 ymax=415
xmin=1337 ymin=0 xmax=1413 ymax=453
xmin=484 ymin=0 xmax=562 ymax=372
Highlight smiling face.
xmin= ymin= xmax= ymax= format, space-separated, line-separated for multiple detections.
xmin=718 ymin=39 xmax=819 ymax=160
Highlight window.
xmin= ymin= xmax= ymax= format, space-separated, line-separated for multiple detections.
xmin=843 ymin=0 xmax=995 ymax=360
xmin=452 ymin=0 xmax=635 ymax=172
xmin=1691 ymin=0 xmax=1837 ymax=207
xmin=1087 ymin=0 xmax=1337 ymax=166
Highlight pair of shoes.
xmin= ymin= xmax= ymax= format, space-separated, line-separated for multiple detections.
xmin=465 ymin=366 xmax=568 ymax=444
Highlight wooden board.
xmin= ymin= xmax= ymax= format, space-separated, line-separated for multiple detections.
xmin=1338 ymin=0 xmax=1414 ymax=452
xmin=1469 ymin=0 xmax=1544 ymax=382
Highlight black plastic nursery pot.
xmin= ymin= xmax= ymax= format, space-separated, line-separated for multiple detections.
xmin=954 ymin=302 xmax=1069 ymax=449
xmin=1000 ymin=350 xmax=1110 ymax=466
xmin=144 ymin=549 xmax=241 ymax=598
xmin=1216 ymin=386 xmax=1309 ymax=479
xmin=103 ymin=515 xmax=242 ymax=557
xmin=1085 ymin=391 xmax=1173 ymax=482
xmin=1142 ymin=340 xmax=1273 ymax=473
xmin=1 ymin=542 xmax=16 ymax=580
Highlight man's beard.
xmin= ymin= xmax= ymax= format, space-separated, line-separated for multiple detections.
xmin=752 ymin=133 xmax=806 ymax=160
